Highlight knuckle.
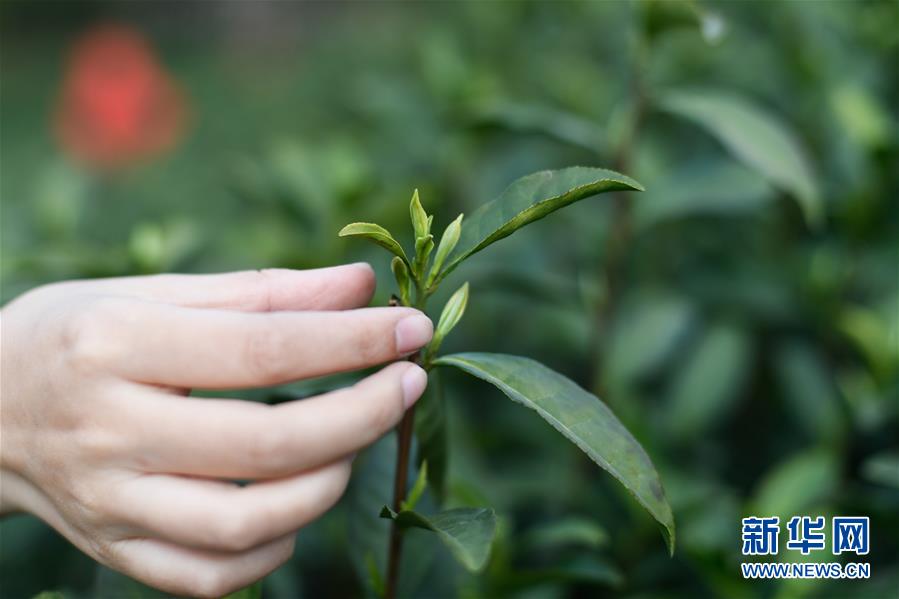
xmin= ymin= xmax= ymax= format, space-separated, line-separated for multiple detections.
xmin=211 ymin=508 xmax=258 ymax=552
xmin=90 ymin=537 xmax=117 ymax=564
xmin=71 ymin=481 xmax=109 ymax=527
xmin=76 ymin=428 xmax=129 ymax=461
xmin=62 ymin=297 xmax=122 ymax=372
xmin=243 ymin=321 xmax=290 ymax=383
xmin=238 ymin=269 xmax=278 ymax=311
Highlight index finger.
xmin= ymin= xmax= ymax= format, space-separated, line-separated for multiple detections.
xmin=106 ymin=302 xmax=433 ymax=388
xmin=56 ymin=263 xmax=376 ymax=312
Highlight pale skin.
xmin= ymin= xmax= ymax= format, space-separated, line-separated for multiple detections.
xmin=0 ymin=263 xmax=433 ymax=597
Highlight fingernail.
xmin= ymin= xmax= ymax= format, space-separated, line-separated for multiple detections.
xmin=401 ymin=365 xmax=428 ymax=409
xmin=395 ymin=313 xmax=433 ymax=355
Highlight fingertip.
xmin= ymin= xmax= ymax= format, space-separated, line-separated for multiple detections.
xmin=344 ymin=262 xmax=376 ymax=303
xmin=401 ymin=363 xmax=428 ymax=409
xmin=395 ymin=313 xmax=434 ymax=355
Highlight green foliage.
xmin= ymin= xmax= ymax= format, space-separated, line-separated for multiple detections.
xmin=338 ymin=223 xmax=409 ymax=265
xmin=340 ymin=165 xmax=659 ymax=588
xmin=402 ymin=461 xmax=429 ymax=512
xmin=434 ymin=352 xmax=675 ymax=554
xmin=436 ymin=167 xmax=644 ymax=284
xmin=427 ymin=282 xmax=469 ymax=359
xmin=2 ymin=1 xmax=897 ymax=597
xmin=340 ymin=163 xmax=664 ymax=572
xmin=427 ymin=213 xmax=463 ymax=286
xmin=390 ymin=256 xmax=412 ymax=306
xmin=380 ymin=506 xmax=497 ymax=572
xmin=664 ymin=321 xmax=752 ymax=439
xmin=659 ymin=89 xmax=821 ymax=226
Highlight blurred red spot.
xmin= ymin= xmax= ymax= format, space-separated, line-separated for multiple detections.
xmin=54 ymin=24 xmax=187 ymax=169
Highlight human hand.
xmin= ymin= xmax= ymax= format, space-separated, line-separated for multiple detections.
xmin=0 ymin=264 xmax=432 ymax=597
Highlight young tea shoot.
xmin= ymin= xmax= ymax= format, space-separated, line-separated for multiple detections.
xmin=339 ymin=166 xmax=673 ymax=599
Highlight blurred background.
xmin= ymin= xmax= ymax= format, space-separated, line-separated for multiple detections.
xmin=1 ymin=1 xmax=897 ymax=598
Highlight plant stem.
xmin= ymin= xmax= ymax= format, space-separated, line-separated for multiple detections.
xmin=385 ymin=289 xmax=427 ymax=599
xmin=588 ymin=12 xmax=649 ymax=395
xmin=385 ymin=401 xmax=416 ymax=599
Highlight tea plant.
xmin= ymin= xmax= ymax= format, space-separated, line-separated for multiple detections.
xmin=340 ymin=167 xmax=674 ymax=598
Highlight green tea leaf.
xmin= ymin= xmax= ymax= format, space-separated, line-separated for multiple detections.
xmin=436 ymin=167 xmax=643 ymax=283
xmin=338 ymin=222 xmax=409 ymax=264
xmin=410 ymin=189 xmax=430 ymax=240
xmin=428 ymin=282 xmax=469 ymax=358
xmin=380 ymin=506 xmax=496 ymax=572
xmin=414 ymin=233 xmax=434 ymax=279
xmin=391 ymin=256 xmax=412 ymax=306
xmin=402 ymin=461 xmax=429 ymax=511
xmin=434 ymin=352 xmax=674 ymax=554
xmin=658 ymin=89 xmax=821 ymax=226
xmin=427 ymin=213 xmax=463 ymax=285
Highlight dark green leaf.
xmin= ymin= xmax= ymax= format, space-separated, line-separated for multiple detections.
xmin=861 ymin=451 xmax=899 ymax=489
xmin=665 ymin=322 xmax=752 ymax=439
xmin=751 ymin=449 xmax=838 ymax=521
xmin=521 ymin=517 xmax=609 ymax=551
xmin=773 ymin=340 xmax=843 ymax=441
xmin=380 ymin=506 xmax=496 ymax=572
xmin=471 ymin=100 xmax=604 ymax=152
xmin=433 ymin=352 xmax=675 ymax=554
xmin=338 ymin=222 xmax=409 ymax=264
xmin=658 ymin=89 xmax=821 ymax=226
xmin=501 ymin=556 xmax=623 ymax=590
xmin=436 ymin=167 xmax=643 ymax=283
xmin=633 ymin=159 xmax=773 ymax=231
xmin=604 ymin=293 xmax=696 ymax=389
